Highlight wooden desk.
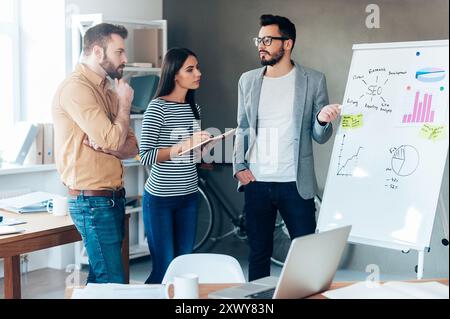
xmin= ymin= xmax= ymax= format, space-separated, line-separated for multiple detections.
xmin=65 ymin=279 xmax=448 ymax=299
xmin=0 ymin=210 xmax=130 ymax=299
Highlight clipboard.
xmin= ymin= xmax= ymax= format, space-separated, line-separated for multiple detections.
xmin=178 ymin=128 xmax=236 ymax=156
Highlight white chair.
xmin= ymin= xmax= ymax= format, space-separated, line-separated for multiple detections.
xmin=161 ymin=253 xmax=246 ymax=284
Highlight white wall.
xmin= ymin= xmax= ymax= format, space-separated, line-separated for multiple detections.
xmin=66 ymin=0 xmax=162 ymax=21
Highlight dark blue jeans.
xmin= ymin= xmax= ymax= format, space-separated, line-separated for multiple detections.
xmin=143 ymin=191 xmax=198 ymax=284
xmin=244 ymin=181 xmax=316 ymax=281
xmin=68 ymin=194 xmax=126 ymax=284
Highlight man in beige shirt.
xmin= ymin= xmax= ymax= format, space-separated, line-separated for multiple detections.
xmin=52 ymin=23 xmax=138 ymax=283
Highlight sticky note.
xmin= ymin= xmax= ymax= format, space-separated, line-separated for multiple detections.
xmin=419 ymin=124 xmax=446 ymax=141
xmin=341 ymin=114 xmax=363 ymax=129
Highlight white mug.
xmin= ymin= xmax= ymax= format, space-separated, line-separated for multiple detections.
xmin=46 ymin=196 xmax=68 ymax=216
xmin=165 ymin=273 xmax=199 ymax=299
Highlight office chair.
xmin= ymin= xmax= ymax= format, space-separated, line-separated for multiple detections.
xmin=161 ymin=253 xmax=246 ymax=284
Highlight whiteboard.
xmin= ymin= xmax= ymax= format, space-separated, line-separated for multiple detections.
xmin=317 ymin=40 xmax=449 ymax=251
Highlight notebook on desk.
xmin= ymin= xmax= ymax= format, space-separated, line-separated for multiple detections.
xmin=209 ymin=225 xmax=351 ymax=299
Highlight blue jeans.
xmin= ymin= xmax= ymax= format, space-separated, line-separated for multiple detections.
xmin=68 ymin=194 xmax=126 ymax=284
xmin=244 ymin=181 xmax=316 ymax=281
xmin=143 ymin=191 xmax=198 ymax=284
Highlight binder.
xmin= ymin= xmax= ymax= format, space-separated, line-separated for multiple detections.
xmin=43 ymin=123 xmax=55 ymax=164
xmin=24 ymin=123 xmax=44 ymax=165
xmin=2 ymin=122 xmax=38 ymax=165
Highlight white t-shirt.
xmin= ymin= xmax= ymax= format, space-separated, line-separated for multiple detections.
xmin=249 ymin=67 xmax=297 ymax=182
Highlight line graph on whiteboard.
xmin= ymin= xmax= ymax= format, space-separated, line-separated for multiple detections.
xmin=336 ymin=134 xmax=364 ymax=177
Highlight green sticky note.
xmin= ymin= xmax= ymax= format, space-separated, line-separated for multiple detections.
xmin=420 ymin=124 xmax=446 ymax=141
xmin=341 ymin=114 xmax=363 ymax=129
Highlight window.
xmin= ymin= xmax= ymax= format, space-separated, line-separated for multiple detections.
xmin=0 ymin=0 xmax=19 ymax=136
xmin=0 ymin=0 xmax=66 ymax=161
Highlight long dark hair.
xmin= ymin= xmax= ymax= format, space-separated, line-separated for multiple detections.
xmin=154 ymin=47 xmax=200 ymax=120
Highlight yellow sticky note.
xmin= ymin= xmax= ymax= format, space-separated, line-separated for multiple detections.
xmin=419 ymin=124 xmax=446 ymax=141
xmin=341 ymin=114 xmax=363 ymax=129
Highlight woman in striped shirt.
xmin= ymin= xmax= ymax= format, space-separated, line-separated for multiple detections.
xmin=139 ymin=48 xmax=210 ymax=283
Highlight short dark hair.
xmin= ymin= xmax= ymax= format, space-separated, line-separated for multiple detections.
xmin=83 ymin=23 xmax=128 ymax=56
xmin=260 ymin=14 xmax=296 ymax=49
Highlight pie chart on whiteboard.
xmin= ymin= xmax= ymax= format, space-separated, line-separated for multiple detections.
xmin=391 ymin=145 xmax=420 ymax=176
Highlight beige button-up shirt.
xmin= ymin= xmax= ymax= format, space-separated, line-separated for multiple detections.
xmin=52 ymin=63 xmax=137 ymax=190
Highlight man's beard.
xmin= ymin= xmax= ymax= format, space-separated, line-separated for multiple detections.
xmin=100 ymin=54 xmax=125 ymax=79
xmin=260 ymin=47 xmax=285 ymax=66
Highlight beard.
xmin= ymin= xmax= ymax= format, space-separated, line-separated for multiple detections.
xmin=100 ymin=54 xmax=125 ymax=79
xmin=260 ymin=47 xmax=285 ymax=66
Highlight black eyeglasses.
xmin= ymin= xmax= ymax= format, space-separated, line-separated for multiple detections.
xmin=253 ymin=36 xmax=289 ymax=47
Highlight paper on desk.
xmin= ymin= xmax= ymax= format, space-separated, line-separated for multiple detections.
xmin=0 ymin=225 xmax=25 ymax=235
xmin=0 ymin=217 xmax=27 ymax=226
xmin=71 ymin=283 xmax=165 ymax=299
xmin=323 ymin=281 xmax=449 ymax=299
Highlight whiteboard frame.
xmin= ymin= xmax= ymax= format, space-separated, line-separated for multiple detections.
xmin=353 ymin=39 xmax=449 ymax=50
xmin=318 ymin=39 xmax=449 ymax=277
xmin=348 ymin=235 xmax=428 ymax=252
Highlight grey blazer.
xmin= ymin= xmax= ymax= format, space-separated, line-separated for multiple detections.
xmin=232 ymin=61 xmax=333 ymax=199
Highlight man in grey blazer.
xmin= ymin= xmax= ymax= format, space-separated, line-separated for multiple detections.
xmin=233 ymin=14 xmax=341 ymax=281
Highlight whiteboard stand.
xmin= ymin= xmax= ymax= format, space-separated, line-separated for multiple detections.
xmin=416 ymin=192 xmax=449 ymax=279
xmin=417 ymin=250 xmax=425 ymax=279
xmin=438 ymin=193 xmax=449 ymax=246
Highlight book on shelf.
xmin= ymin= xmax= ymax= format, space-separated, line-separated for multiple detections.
xmin=24 ymin=123 xmax=44 ymax=165
xmin=43 ymin=123 xmax=55 ymax=164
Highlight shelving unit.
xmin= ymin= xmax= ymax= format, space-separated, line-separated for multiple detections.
xmin=70 ymin=14 xmax=166 ymax=266
xmin=71 ymin=14 xmax=167 ymax=71
xmin=124 ymin=66 xmax=161 ymax=73
xmin=130 ymin=114 xmax=144 ymax=120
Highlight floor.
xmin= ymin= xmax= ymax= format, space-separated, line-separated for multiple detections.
xmin=0 ymin=234 xmax=419 ymax=299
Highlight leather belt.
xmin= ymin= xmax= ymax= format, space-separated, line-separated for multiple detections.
xmin=68 ymin=188 xmax=126 ymax=198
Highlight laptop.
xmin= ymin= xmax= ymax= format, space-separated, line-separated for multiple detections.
xmin=208 ymin=225 xmax=351 ymax=299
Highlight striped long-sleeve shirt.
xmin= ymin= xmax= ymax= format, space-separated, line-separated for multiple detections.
xmin=139 ymin=97 xmax=201 ymax=197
